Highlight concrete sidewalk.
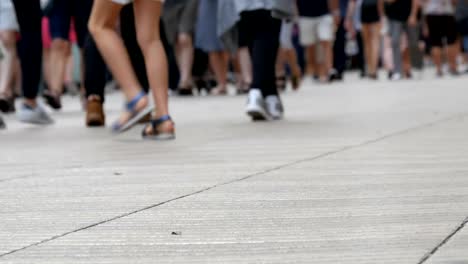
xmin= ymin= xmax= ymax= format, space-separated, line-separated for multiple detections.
xmin=1 ymin=74 xmax=468 ymax=263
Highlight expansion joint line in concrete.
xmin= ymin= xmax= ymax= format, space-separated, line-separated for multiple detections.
xmin=417 ymin=217 xmax=468 ymax=264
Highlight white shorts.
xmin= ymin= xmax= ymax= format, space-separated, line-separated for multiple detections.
xmin=299 ymin=15 xmax=335 ymax=46
xmin=111 ymin=0 xmax=164 ymax=5
xmin=279 ymin=21 xmax=294 ymax=49
xmin=0 ymin=0 xmax=19 ymax=31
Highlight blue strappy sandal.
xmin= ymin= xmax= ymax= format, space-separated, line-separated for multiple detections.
xmin=142 ymin=115 xmax=175 ymax=140
xmin=112 ymin=91 xmax=153 ymax=133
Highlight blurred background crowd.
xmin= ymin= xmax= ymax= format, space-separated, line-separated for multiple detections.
xmin=0 ymin=0 xmax=468 ymax=130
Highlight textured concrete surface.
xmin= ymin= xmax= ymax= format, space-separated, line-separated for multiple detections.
xmin=1 ymin=73 xmax=468 ymax=263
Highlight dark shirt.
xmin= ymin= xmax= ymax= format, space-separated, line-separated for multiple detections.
xmin=297 ymin=0 xmax=330 ymax=17
xmin=340 ymin=0 xmax=349 ymax=17
xmin=385 ymin=0 xmax=412 ymax=22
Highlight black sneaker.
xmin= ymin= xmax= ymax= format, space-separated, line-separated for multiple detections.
xmin=0 ymin=98 xmax=9 ymax=113
xmin=43 ymin=90 xmax=62 ymax=110
xmin=0 ymin=115 xmax=5 ymax=129
xmin=177 ymin=86 xmax=194 ymax=96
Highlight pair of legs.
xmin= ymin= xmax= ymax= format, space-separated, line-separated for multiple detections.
xmin=388 ymin=19 xmax=421 ymax=76
xmin=426 ymin=15 xmax=458 ymax=75
xmin=47 ymin=0 xmax=93 ymax=103
xmin=299 ymin=15 xmax=335 ymax=82
xmin=305 ymin=41 xmax=333 ymax=82
xmin=88 ymin=0 xmax=172 ymax=134
xmin=239 ymin=9 xmax=281 ymax=97
xmin=163 ymin=0 xmax=198 ymax=91
xmin=361 ymin=22 xmax=381 ymax=77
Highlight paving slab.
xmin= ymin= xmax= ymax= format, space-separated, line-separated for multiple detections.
xmin=1 ymin=74 xmax=468 ymax=263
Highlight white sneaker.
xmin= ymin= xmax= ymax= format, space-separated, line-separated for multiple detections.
xmin=17 ymin=104 xmax=54 ymax=125
xmin=246 ymin=89 xmax=270 ymax=121
xmin=265 ymin=95 xmax=284 ymax=120
xmin=391 ymin=73 xmax=402 ymax=81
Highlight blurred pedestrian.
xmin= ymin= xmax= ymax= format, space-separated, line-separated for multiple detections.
xmin=12 ymin=0 xmax=54 ymax=125
xmin=218 ymin=0 xmax=295 ymax=121
xmin=163 ymin=0 xmax=199 ymax=96
xmin=385 ymin=0 xmax=422 ymax=80
xmin=297 ymin=0 xmax=340 ymax=83
xmin=456 ymin=0 xmax=468 ymax=71
xmin=347 ymin=0 xmax=383 ymax=79
xmin=423 ymin=0 xmax=458 ymax=76
xmin=195 ymin=0 xmax=229 ymax=95
xmin=45 ymin=0 xmax=94 ymax=110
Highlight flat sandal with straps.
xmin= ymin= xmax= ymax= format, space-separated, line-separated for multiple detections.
xmin=112 ymin=91 xmax=153 ymax=134
xmin=142 ymin=115 xmax=175 ymax=140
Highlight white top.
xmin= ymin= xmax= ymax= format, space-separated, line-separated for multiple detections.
xmin=424 ymin=0 xmax=455 ymax=15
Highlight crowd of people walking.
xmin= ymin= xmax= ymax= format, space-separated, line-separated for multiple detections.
xmin=1 ymin=0 xmax=468 ymax=139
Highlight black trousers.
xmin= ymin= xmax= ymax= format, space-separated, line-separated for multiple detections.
xmin=333 ymin=20 xmax=347 ymax=76
xmin=12 ymin=0 xmax=43 ymax=100
xmin=239 ymin=10 xmax=281 ymax=97
xmin=85 ymin=4 xmax=173 ymax=101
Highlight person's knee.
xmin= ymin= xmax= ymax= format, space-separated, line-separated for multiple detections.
xmin=0 ymin=32 xmax=17 ymax=49
xmin=88 ymin=18 xmax=105 ymax=40
xmin=177 ymin=33 xmax=192 ymax=47
xmin=137 ymin=30 xmax=160 ymax=52
xmin=51 ymin=39 xmax=71 ymax=54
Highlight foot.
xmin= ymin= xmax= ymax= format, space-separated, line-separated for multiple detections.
xmin=17 ymin=103 xmax=54 ymax=125
xmin=246 ymin=89 xmax=270 ymax=121
xmin=291 ymin=75 xmax=302 ymax=90
xmin=0 ymin=115 xmax=5 ymax=129
xmin=112 ymin=91 xmax=151 ymax=133
xmin=265 ymin=95 xmax=284 ymax=120
xmin=210 ymin=86 xmax=227 ymax=96
xmin=142 ymin=115 xmax=176 ymax=140
xmin=236 ymin=81 xmax=250 ymax=95
xmin=390 ymin=73 xmax=402 ymax=81
xmin=178 ymin=83 xmax=194 ymax=96
xmin=86 ymin=95 xmax=105 ymax=127
xmin=0 ymin=96 xmax=11 ymax=113
xmin=43 ymin=90 xmax=62 ymax=110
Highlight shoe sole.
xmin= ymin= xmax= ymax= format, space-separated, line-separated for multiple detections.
xmin=87 ymin=119 xmax=105 ymax=127
xmin=246 ymin=109 xmax=270 ymax=121
xmin=114 ymin=105 xmax=153 ymax=134
xmin=143 ymin=133 xmax=176 ymax=141
xmin=18 ymin=118 xmax=53 ymax=125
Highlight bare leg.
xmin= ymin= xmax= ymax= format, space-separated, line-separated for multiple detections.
xmin=431 ymin=47 xmax=443 ymax=75
xmin=237 ymin=47 xmax=252 ymax=85
xmin=42 ymin=48 xmax=52 ymax=89
xmin=49 ymin=39 xmax=70 ymax=95
xmin=370 ymin=23 xmax=381 ymax=76
xmin=133 ymin=0 xmax=172 ymax=127
xmin=306 ymin=45 xmax=317 ymax=77
xmin=88 ymin=0 xmax=148 ymax=124
xmin=0 ymin=31 xmax=17 ymax=98
xmin=447 ymin=44 xmax=459 ymax=73
xmin=209 ymin=51 xmax=229 ymax=94
xmin=319 ymin=41 xmax=332 ymax=82
xmin=175 ymin=32 xmax=194 ymax=88
xmin=361 ymin=24 xmax=373 ymax=76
